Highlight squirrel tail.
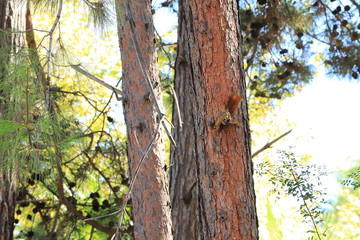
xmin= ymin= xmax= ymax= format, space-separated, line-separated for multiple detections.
xmin=227 ymin=94 xmax=243 ymax=114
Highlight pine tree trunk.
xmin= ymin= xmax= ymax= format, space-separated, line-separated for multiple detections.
xmin=171 ymin=0 xmax=259 ymax=239
xmin=0 ymin=0 xmax=26 ymax=240
xmin=0 ymin=1 xmax=27 ymax=240
xmin=116 ymin=1 xmax=172 ymax=239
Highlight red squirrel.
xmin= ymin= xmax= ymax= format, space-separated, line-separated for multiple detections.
xmin=213 ymin=94 xmax=243 ymax=131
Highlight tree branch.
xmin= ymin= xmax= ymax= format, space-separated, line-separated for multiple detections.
xmin=162 ymin=84 xmax=183 ymax=129
xmin=55 ymin=149 xmax=116 ymax=236
xmin=70 ymin=64 xmax=123 ymax=97
xmin=44 ymin=0 xmax=63 ymax=113
xmin=251 ymin=129 xmax=292 ymax=159
xmin=16 ymin=199 xmax=52 ymax=204
xmin=25 ymin=2 xmax=47 ymax=86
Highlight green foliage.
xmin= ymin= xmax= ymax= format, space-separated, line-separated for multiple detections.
xmin=83 ymin=0 xmax=115 ymax=31
xmin=256 ymin=150 xmax=328 ymax=239
xmin=342 ymin=163 xmax=360 ymax=189
xmin=307 ymin=160 xmax=360 ymax=240
xmin=240 ymin=0 xmax=316 ymax=100
xmin=0 ymin=2 xmax=132 ymax=238
xmin=0 ymin=45 xmax=45 ymax=177
xmin=0 ymin=120 xmax=21 ymax=136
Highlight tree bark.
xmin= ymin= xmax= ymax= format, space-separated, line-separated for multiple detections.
xmin=0 ymin=1 xmax=27 ymax=240
xmin=171 ymin=0 xmax=259 ymax=239
xmin=116 ymin=0 xmax=172 ymax=239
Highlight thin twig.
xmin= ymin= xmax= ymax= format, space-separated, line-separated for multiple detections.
xmin=154 ymin=28 xmax=174 ymax=69
xmin=164 ymin=116 xmax=175 ymax=129
xmin=52 ymin=89 xmax=102 ymax=112
xmin=45 ymin=0 xmax=63 ymax=113
xmin=251 ymin=129 xmax=292 ymax=158
xmin=133 ymin=130 xmax=144 ymax=155
xmin=16 ymin=198 xmax=52 ymax=204
xmin=113 ymin=115 xmax=165 ymax=240
xmin=162 ymin=84 xmax=183 ymax=129
xmin=84 ymin=210 xmax=121 ymax=222
xmin=0 ymin=28 xmax=50 ymax=33
xmin=290 ymin=171 xmax=322 ymax=240
xmin=70 ymin=64 xmax=123 ymax=96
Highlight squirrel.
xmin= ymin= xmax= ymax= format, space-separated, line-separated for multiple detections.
xmin=213 ymin=94 xmax=243 ymax=131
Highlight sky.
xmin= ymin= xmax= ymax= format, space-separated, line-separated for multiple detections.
xmin=280 ymin=73 xmax=360 ymax=171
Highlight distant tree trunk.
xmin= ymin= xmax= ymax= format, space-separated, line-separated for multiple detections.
xmin=0 ymin=174 xmax=16 ymax=240
xmin=171 ymin=0 xmax=258 ymax=239
xmin=116 ymin=1 xmax=172 ymax=239
xmin=0 ymin=1 xmax=27 ymax=239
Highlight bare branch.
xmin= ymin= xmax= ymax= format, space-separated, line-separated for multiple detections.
xmin=55 ymin=149 xmax=115 ymax=236
xmin=45 ymin=0 xmax=63 ymax=113
xmin=155 ymin=28 xmax=174 ymax=69
xmin=84 ymin=209 xmax=120 ymax=222
xmin=251 ymin=129 xmax=292 ymax=159
xmin=70 ymin=64 xmax=123 ymax=96
xmin=163 ymin=84 xmax=183 ymax=129
xmin=16 ymin=199 xmax=52 ymax=204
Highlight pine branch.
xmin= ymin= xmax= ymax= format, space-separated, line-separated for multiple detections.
xmin=55 ymin=147 xmax=116 ymax=236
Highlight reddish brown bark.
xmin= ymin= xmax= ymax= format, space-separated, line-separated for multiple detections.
xmin=116 ymin=0 xmax=172 ymax=239
xmin=0 ymin=1 xmax=27 ymax=240
xmin=171 ymin=0 xmax=258 ymax=239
